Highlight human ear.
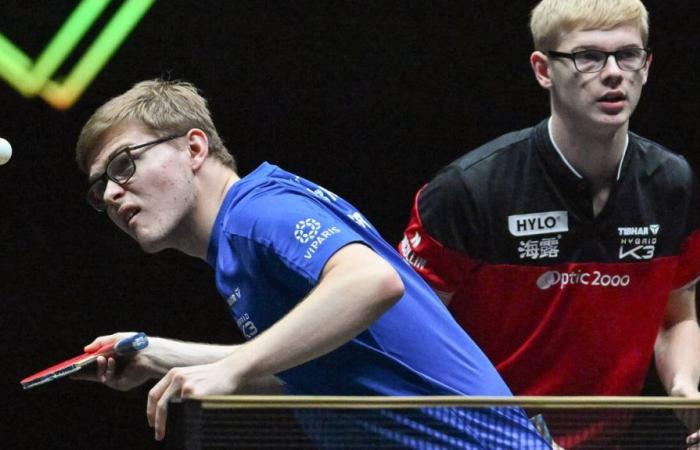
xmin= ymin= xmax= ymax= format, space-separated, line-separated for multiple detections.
xmin=530 ymin=51 xmax=552 ymax=90
xmin=641 ymin=52 xmax=652 ymax=85
xmin=185 ymin=128 xmax=209 ymax=171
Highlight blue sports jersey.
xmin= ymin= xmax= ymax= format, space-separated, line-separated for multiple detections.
xmin=206 ymin=163 xmax=548 ymax=449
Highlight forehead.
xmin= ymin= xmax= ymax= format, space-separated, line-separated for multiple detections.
xmin=86 ymin=122 xmax=154 ymax=178
xmin=557 ymin=24 xmax=644 ymax=50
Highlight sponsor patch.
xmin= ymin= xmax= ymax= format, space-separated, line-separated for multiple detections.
xmin=536 ymin=270 xmax=631 ymax=290
xmin=617 ymin=224 xmax=660 ymax=260
xmin=508 ymin=211 xmax=568 ymax=237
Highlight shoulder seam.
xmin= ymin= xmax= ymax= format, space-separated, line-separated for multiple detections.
xmin=221 ymin=230 xmax=317 ymax=283
xmin=453 ymin=128 xmax=533 ymax=173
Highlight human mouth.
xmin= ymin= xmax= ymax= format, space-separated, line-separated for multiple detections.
xmin=597 ymin=91 xmax=627 ymax=113
xmin=118 ymin=206 xmax=140 ymax=228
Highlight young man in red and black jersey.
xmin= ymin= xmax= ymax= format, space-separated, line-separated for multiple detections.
xmin=400 ymin=0 xmax=700 ymax=447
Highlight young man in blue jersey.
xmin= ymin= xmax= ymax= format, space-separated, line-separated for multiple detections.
xmin=73 ymin=79 xmax=549 ymax=448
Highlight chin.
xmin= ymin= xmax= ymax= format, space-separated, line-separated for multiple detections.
xmin=138 ymin=243 xmax=164 ymax=254
xmin=597 ymin=115 xmax=630 ymax=129
xmin=135 ymin=233 xmax=170 ymax=254
xmin=589 ymin=109 xmax=631 ymax=127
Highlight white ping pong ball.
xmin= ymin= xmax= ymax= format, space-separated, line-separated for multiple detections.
xmin=0 ymin=138 xmax=12 ymax=165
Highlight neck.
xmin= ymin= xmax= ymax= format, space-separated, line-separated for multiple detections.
xmin=174 ymin=163 xmax=240 ymax=260
xmin=549 ymin=115 xmax=628 ymax=189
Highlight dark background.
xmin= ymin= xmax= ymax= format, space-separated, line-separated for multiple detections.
xmin=1 ymin=1 xmax=699 ymax=448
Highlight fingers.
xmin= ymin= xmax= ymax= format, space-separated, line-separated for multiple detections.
xmin=147 ymin=368 xmax=199 ymax=441
xmin=147 ymin=372 xmax=168 ymax=427
xmin=69 ymin=356 xmax=109 ymax=382
xmin=83 ymin=331 xmax=136 ymax=352
xmin=99 ymin=357 xmax=117 ymax=383
xmin=148 ymin=370 xmax=178 ymax=441
xmin=688 ymin=430 xmax=700 ymax=446
xmin=70 ymin=356 xmax=122 ymax=389
xmin=84 ymin=334 xmax=118 ymax=352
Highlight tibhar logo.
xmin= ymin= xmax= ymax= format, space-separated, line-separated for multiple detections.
xmin=400 ymin=233 xmax=426 ymax=270
xmin=348 ymin=211 xmax=372 ymax=229
xmin=508 ymin=211 xmax=569 ymax=237
xmin=306 ymin=185 xmax=339 ymax=203
xmin=619 ymin=244 xmax=655 ymax=260
xmin=236 ymin=313 xmax=258 ymax=338
xmin=294 ymin=219 xmax=322 ymax=243
xmin=618 ymin=224 xmax=660 ymax=260
xmin=226 ymin=287 xmax=242 ymax=307
xmin=536 ymin=270 xmax=631 ymax=290
xmin=617 ymin=224 xmax=661 ymax=236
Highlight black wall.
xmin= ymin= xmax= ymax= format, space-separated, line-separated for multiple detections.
xmin=2 ymin=1 xmax=699 ymax=448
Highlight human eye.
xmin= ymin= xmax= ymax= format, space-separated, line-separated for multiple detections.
xmin=107 ymin=150 xmax=133 ymax=181
xmin=573 ymin=50 xmax=604 ymax=71
xmin=616 ymin=48 xmax=643 ymax=61
xmin=575 ymin=50 xmax=605 ymax=63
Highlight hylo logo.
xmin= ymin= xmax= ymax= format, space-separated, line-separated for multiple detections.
xmin=508 ymin=211 xmax=569 ymax=237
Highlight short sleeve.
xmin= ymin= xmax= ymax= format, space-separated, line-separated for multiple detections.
xmin=399 ymin=174 xmax=478 ymax=294
xmin=239 ymin=190 xmax=365 ymax=284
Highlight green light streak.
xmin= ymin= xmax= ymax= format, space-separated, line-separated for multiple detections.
xmin=0 ymin=0 xmax=155 ymax=109
xmin=30 ymin=0 xmax=112 ymax=95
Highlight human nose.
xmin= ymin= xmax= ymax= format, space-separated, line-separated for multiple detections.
xmin=599 ymin=54 xmax=624 ymax=87
xmin=103 ymin=178 xmax=126 ymax=209
xmin=600 ymin=54 xmax=623 ymax=76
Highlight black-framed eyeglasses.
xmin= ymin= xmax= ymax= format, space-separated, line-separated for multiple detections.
xmin=547 ymin=47 xmax=651 ymax=73
xmin=86 ymin=134 xmax=185 ymax=212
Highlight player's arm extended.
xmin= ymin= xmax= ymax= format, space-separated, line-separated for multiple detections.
xmin=226 ymin=242 xmax=404 ymax=378
xmin=76 ymin=335 xmax=283 ymax=393
xmin=147 ymin=243 xmax=404 ymax=440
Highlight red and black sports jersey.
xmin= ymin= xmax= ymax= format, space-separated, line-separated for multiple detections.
xmin=400 ymin=119 xmax=700 ymax=446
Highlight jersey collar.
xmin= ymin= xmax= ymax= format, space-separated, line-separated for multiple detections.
xmin=206 ymin=162 xmax=277 ymax=266
xmin=546 ymin=117 xmax=629 ymax=182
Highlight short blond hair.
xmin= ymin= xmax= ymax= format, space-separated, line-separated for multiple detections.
xmin=530 ymin=0 xmax=649 ymax=51
xmin=76 ymin=79 xmax=235 ymax=172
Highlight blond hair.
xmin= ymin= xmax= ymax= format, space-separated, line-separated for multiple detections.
xmin=530 ymin=0 xmax=649 ymax=51
xmin=76 ymin=79 xmax=235 ymax=172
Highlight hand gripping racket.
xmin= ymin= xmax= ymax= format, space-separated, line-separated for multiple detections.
xmin=21 ymin=332 xmax=148 ymax=390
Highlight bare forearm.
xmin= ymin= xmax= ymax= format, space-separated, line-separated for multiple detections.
xmin=655 ymin=320 xmax=700 ymax=396
xmin=144 ymin=338 xmax=239 ymax=377
xmin=144 ymin=246 xmax=402 ymax=441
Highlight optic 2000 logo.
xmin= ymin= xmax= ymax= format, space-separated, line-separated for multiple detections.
xmin=537 ymin=269 xmax=631 ymax=290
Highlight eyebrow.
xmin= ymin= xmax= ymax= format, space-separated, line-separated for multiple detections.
xmin=570 ymin=44 xmax=643 ymax=52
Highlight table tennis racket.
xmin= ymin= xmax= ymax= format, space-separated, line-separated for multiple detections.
xmin=21 ymin=332 xmax=148 ymax=390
